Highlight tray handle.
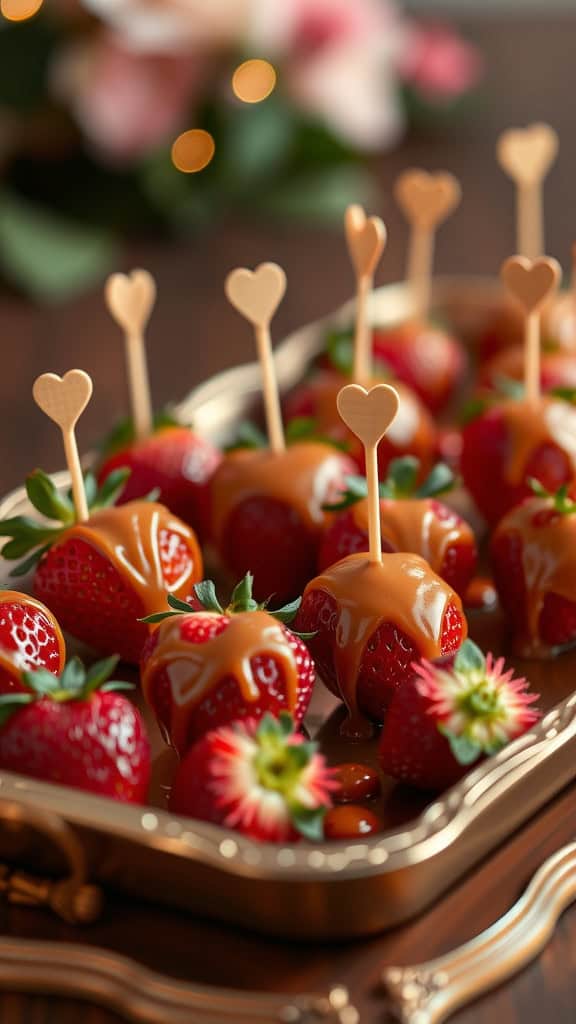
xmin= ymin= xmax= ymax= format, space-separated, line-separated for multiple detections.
xmin=381 ymin=841 xmax=576 ymax=1024
xmin=0 ymin=796 xmax=102 ymax=924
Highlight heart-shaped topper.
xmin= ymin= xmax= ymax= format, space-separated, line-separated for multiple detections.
xmin=33 ymin=370 xmax=93 ymax=432
xmin=500 ymin=256 xmax=561 ymax=314
xmin=395 ymin=170 xmax=461 ymax=231
xmin=225 ymin=263 xmax=287 ymax=328
xmin=345 ymin=204 xmax=386 ymax=279
xmin=105 ymin=269 xmax=156 ymax=335
xmin=497 ymin=123 xmax=558 ymax=187
xmin=337 ymin=383 xmax=399 ymax=449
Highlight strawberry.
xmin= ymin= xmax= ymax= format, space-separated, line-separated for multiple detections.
xmin=480 ymin=346 xmax=576 ymax=395
xmin=98 ymin=421 xmax=221 ymax=540
xmin=372 ymin=322 xmax=466 ymax=413
xmin=318 ymin=457 xmax=477 ymax=596
xmin=460 ymin=397 xmax=576 ymax=527
xmin=296 ymin=551 xmax=467 ymax=734
xmin=141 ymin=573 xmax=316 ymax=754
xmin=0 ymin=590 xmax=65 ymax=693
xmin=0 ymin=655 xmax=150 ymax=802
xmin=379 ymin=640 xmax=540 ymax=791
xmin=209 ymin=440 xmax=356 ymax=603
xmin=491 ymin=482 xmax=576 ymax=657
xmin=477 ymin=298 xmax=524 ymax=364
xmin=284 ymin=370 xmax=437 ymax=482
xmin=0 ymin=468 xmax=202 ymax=664
xmin=169 ymin=712 xmax=336 ymax=843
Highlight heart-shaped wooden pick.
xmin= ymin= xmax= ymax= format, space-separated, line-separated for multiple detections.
xmin=225 ymin=263 xmax=286 ymax=327
xmin=33 ymin=370 xmax=93 ymax=431
xmin=337 ymin=383 xmax=399 ymax=449
xmin=345 ymin=204 xmax=386 ymax=279
xmin=497 ymin=123 xmax=558 ymax=186
xmin=500 ymin=256 xmax=561 ymax=314
xmin=105 ymin=269 xmax=156 ymax=334
xmin=395 ymin=170 xmax=461 ymax=230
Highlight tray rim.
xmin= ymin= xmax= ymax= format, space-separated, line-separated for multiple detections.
xmin=0 ymin=274 xmax=573 ymax=891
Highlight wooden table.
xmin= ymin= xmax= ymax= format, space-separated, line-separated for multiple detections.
xmin=1 ymin=13 xmax=576 ymax=1023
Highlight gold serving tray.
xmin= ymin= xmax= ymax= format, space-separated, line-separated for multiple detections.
xmin=0 ymin=275 xmax=574 ymax=942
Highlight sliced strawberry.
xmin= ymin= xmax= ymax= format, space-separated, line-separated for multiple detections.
xmin=169 ymin=713 xmax=336 ymax=843
xmin=0 ymin=655 xmax=150 ymax=803
xmin=98 ymin=425 xmax=221 ymax=539
xmin=0 ymin=590 xmax=65 ymax=693
xmin=141 ymin=574 xmax=316 ymax=753
xmin=379 ymin=640 xmax=540 ymax=791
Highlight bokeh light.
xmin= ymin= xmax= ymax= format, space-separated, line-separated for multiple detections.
xmin=1 ymin=0 xmax=43 ymax=20
xmin=232 ymin=59 xmax=277 ymax=104
xmin=171 ymin=129 xmax=215 ymax=174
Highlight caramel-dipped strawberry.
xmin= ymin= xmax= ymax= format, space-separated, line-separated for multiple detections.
xmin=210 ymin=441 xmax=355 ymax=603
xmin=491 ymin=482 xmax=576 ymax=657
xmin=0 ymin=469 xmax=202 ymax=664
xmin=0 ymin=590 xmax=65 ymax=693
xmin=297 ymin=381 xmax=468 ymax=737
xmin=379 ymin=640 xmax=540 ymax=791
xmin=480 ymin=345 xmax=576 ymax=395
xmin=141 ymin=573 xmax=315 ymax=753
xmin=461 ymin=395 xmax=576 ymax=527
xmin=297 ymin=552 xmax=466 ymax=736
xmin=98 ymin=421 xmax=221 ymax=540
xmin=319 ymin=457 xmax=477 ymax=596
xmin=284 ymin=370 xmax=437 ymax=482
xmin=372 ymin=322 xmax=466 ymax=413
xmin=169 ymin=713 xmax=335 ymax=842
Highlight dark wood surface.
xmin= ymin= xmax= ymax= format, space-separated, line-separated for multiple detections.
xmin=1 ymin=13 xmax=576 ymax=1023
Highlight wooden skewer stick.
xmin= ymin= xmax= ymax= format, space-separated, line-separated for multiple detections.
xmin=501 ymin=256 xmax=561 ymax=405
xmin=32 ymin=370 xmax=94 ymax=522
xmin=395 ymin=170 xmax=461 ymax=322
xmin=225 ymin=262 xmax=287 ymax=454
xmin=497 ymin=123 xmax=558 ymax=258
xmin=105 ymin=269 xmax=157 ymax=442
xmin=337 ymin=383 xmax=399 ymax=564
xmin=344 ymin=205 xmax=387 ymax=383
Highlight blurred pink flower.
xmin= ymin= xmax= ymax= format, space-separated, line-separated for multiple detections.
xmin=52 ymin=34 xmax=203 ymax=161
xmin=266 ymin=0 xmax=407 ymax=150
xmin=400 ymin=22 xmax=483 ymax=101
xmin=81 ymin=0 xmax=252 ymax=52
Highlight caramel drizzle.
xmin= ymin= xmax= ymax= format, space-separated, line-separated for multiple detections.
xmin=497 ymin=498 xmax=576 ymax=655
xmin=306 ymin=551 xmax=464 ymax=736
xmin=352 ymin=498 xmax=465 ymax=574
xmin=502 ymin=398 xmax=576 ymax=485
xmin=71 ymin=501 xmax=199 ymax=615
xmin=141 ymin=611 xmax=299 ymax=752
xmin=211 ymin=442 xmax=348 ymax=545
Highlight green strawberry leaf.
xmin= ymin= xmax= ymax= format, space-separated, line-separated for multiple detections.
xmin=439 ymin=726 xmax=482 ymax=766
xmin=167 ymin=594 xmax=195 ymax=614
xmin=90 ymin=468 xmax=130 ymax=510
xmin=59 ymin=657 xmax=86 ymax=695
xmin=385 ymin=456 xmax=419 ymax=497
xmin=322 ymin=474 xmax=368 ymax=512
xmin=193 ymin=581 xmax=224 ymax=614
xmin=416 ymin=462 xmax=456 ymax=499
xmin=26 ymin=470 xmax=74 ymax=523
xmin=21 ymin=667 xmax=60 ymax=696
xmin=229 ymin=573 xmax=259 ymax=613
xmin=139 ymin=610 xmax=183 ymax=624
xmin=454 ymin=640 xmax=486 ymax=675
xmin=269 ymin=597 xmax=301 ymax=625
xmin=82 ymin=655 xmax=121 ymax=697
xmin=256 ymin=712 xmax=283 ymax=740
xmin=225 ymin=421 xmax=267 ymax=452
xmin=8 ymin=544 xmax=53 ymax=578
xmin=291 ymin=805 xmax=327 ymax=842
xmin=278 ymin=711 xmax=295 ymax=737
xmin=326 ymin=329 xmax=354 ymax=375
